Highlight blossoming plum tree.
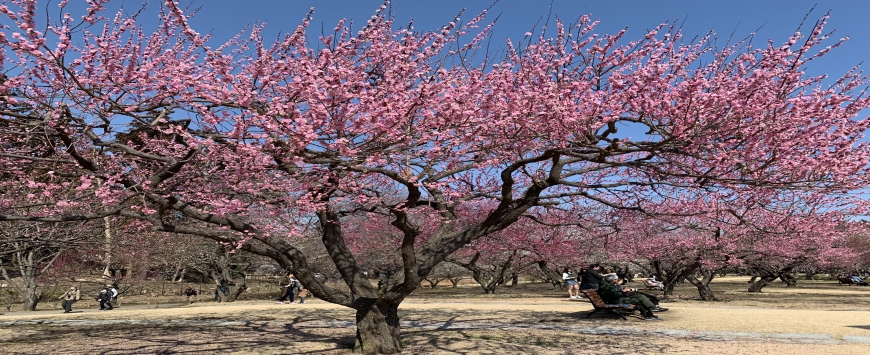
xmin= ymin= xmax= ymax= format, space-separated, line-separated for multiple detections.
xmin=2 ymin=0 xmax=870 ymax=352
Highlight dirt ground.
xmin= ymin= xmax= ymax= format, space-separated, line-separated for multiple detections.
xmin=1 ymin=276 xmax=870 ymax=354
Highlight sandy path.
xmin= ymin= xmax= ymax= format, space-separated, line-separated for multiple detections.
xmin=2 ymin=298 xmax=870 ymax=354
xmin=4 ymin=297 xmax=870 ymax=340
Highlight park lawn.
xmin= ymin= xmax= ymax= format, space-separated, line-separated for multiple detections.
xmin=1 ymin=277 xmax=869 ymax=354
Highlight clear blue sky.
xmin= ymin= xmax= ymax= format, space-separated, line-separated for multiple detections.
xmin=174 ymin=0 xmax=870 ymax=79
xmin=50 ymin=0 xmax=869 ymax=82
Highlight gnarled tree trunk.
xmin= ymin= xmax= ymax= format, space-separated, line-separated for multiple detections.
xmin=0 ymin=244 xmax=61 ymax=311
xmin=451 ymin=251 xmax=516 ymax=294
xmin=537 ymin=260 xmax=564 ymax=290
xmin=653 ymin=260 xmax=686 ymax=296
xmin=354 ymin=300 xmax=401 ymax=354
xmin=682 ymin=264 xmax=716 ymax=301
xmin=779 ymin=272 xmax=797 ymax=287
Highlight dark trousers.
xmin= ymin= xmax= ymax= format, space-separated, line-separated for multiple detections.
xmin=617 ymin=294 xmax=655 ymax=317
xmin=638 ymin=292 xmax=660 ymax=305
xmin=62 ymin=300 xmax=77 ymax=312
xmin=99 ymin=299 xmax=112 ymax=310
xmin=278 ymin=288 xmax=294 ymax=302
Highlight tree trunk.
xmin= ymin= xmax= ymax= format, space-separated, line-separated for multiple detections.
xmin=653 ymin=260 xmax=685 ymax=296
xmin=353 ymin=301 xmax=401 ymax=354
xmin=537 ymin=260 xmax=564 ymax=290
xmin=748 ymin=274 xmax=778 ymax=292
xmin=423 ymin=277 xmax=444 ymax=289
xmin=780 ymin=272 xmax=797 ymax=287
xmin=175 ymin=267 xmax=186 ymax=283
xmin=449 ymin=277 xmax=462 ymax=288
xmin=21 ymin=283 xmax=41 ymax=311
xmin=451 ymin=251 xmax=516 ymax=294
xmin=682 ymin=264 xmax=716 ymax=301
xmin=0 ymin=247 xmax=59 ymax=311
xmin=101 ymin=216 xmax=114 ymax=279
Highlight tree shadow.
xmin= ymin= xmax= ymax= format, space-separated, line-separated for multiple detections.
xmin=399 ymin=327 xmax=673 ymax=355
xmin=0 ymin=322 xmax=354 ymax=354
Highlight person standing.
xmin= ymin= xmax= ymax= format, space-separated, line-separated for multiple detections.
xmin=61 ymin=286 xmax=80 ymax=313
xmin=580 ymin=264 xmax=604 ymax=290
xmin=562 ymin=267 xmax=579 ymax=299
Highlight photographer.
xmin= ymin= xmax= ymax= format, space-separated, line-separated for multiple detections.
xmin=597 ymin=274 xmax=665 ymax=320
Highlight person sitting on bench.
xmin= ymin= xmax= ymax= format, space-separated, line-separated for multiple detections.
xmin=646 ymin=275 xmax=665 ymax=290
xmin=598 ymin=274 xmax=666 ymax=320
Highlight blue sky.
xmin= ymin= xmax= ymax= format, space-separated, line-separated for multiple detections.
xmin=175 ymin=0 xmax=870 ymax=79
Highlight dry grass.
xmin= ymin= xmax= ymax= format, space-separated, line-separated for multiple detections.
xmin=1 ymin=276 xmax=870 ymax=354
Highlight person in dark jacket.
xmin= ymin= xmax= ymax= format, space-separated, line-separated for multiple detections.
xmin=580 ymin=264 xmax=604 ymax=290
xmin=597 ymin=274 xmax=663 ymax=320
xmin=96 ymin=288 xmax=112 ymax=310
xmin=184 ymin=286 xmax=198 ymax=304
xmin=277 ymin=272 xmax=296 ymax=304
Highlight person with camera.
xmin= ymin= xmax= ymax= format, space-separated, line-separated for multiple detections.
xmin=597 ymin=274 xmax=664 ymax=320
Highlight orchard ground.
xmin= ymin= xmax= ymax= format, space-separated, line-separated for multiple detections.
xmin=1 ymin=276 xmax=870 ymax=354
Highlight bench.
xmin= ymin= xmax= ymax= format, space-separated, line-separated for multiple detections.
xmin=579 ymin=289 xmax=636 ymax=320
xmin=642 ymin=279 xmax=663 ymax=290
xmin=838 ymin=277 xmax=869 ymax=286
xmin=838 ymin=277 xmax=855 ymax=286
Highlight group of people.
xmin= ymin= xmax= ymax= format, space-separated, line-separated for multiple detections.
xmin=563 ymin=264 xmax=668 ymax=320
xmin=60 ymin=284 xmax=118 ymax=313
xmin=59 ymin=272 xmax=309 ymax=314
xmin=276 ymin=272 xmax=308 ymax=304
xmin=561 ymin=264 xmax=628 ymax=294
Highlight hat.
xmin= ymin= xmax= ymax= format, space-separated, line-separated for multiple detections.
xmin=604 ymin=274 xmax=619 ymax=282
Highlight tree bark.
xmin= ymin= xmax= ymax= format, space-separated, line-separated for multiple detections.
xmin=682 ymin=264 xmax=716 ymax=301
xmin=452 ymin=251 xmax=516 ymax=294
xmin=448 ymin=277 xmax=462 ymax=288
xmin=780 ymin=272 xmax=797 ymax=287
xmin=101 ymin=216 xmax=114 ymax=279
xmin=353 ymin=301 xmax=401 ymax=354
xmin=21 ymin=283 xmax=41 ymax=311
xmin=0 ymin=246 xmax=59 ymax=311
xmin=748 ymin=273 xmax=778 ymax=292
xmin=537 ymin=260 xmax=564 ymax=290
xmin=653 ymin=260 xmax=685 ymax=296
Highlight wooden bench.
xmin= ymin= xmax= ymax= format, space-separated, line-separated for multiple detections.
xmin=838 ymin=277 xmax=855 ymax=286
xmin=579 ymin=289 xmax=636 ymax=320
xmin=838 ymin=276 xmax=869 ymax=286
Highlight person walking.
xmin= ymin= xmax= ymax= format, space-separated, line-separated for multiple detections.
xmin=277 ymin=272 xmax=295 ymax=304
xmin=61 ymin=286 xmax=81 ymax=313
xmin=107 ymin=284 xmax=119 ymax=308
xmin=289 ymin=276 xmax=304 ymax=304
xmin=96 ymin=288 xmax=112 ymax=310
xmin=184 ymin=286 xmax=198 ymax=304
